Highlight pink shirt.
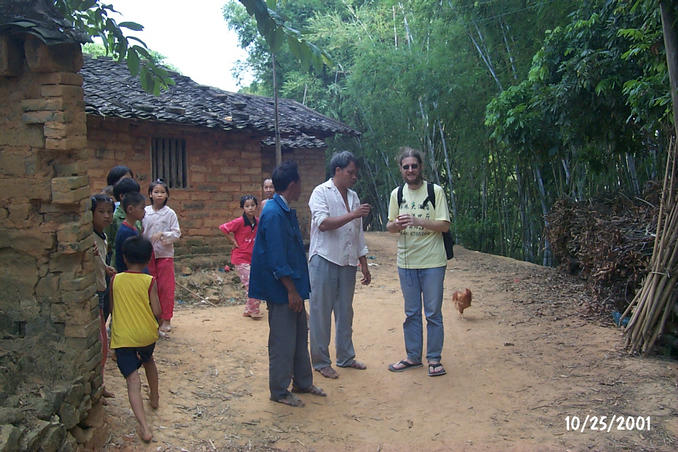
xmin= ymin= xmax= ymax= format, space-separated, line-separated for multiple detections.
xmin=219 ymin=215 xmax=258 ymax=265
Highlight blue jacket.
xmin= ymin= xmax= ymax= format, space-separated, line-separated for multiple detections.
xmin=249 ymin=193 xmax=310 ymax=304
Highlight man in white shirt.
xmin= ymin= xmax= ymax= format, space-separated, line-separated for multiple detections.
xmin=308 ymin=151 xmax=372 ymax=379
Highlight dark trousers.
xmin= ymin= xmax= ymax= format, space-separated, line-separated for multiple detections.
xmin=267 ymin=302 xmax=314 ymax=400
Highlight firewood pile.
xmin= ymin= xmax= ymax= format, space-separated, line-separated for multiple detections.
xmin=546 ymin=184 xmax=660 ymax=313
xmin=547 ymin=146 xmax=678 ymax=356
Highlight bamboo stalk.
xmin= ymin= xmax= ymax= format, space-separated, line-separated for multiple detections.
xmin=623 ymin=139 xmax=678 ymax=354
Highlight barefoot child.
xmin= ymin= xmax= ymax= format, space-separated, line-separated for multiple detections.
xmin=110 ymin=236 xmax=162 ymax=443
xmin=142 ymin=179 xmax=181 ymax=334
xmin=92 ymin=194 xmax=116 ymax=400
xmin=219 ymin=195 xmax=263 ymax=319
xmin=114 ymin=191 xmax=146 ymax=273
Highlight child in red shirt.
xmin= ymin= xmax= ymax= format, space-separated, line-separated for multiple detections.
xmin=219 ymin=195 xmax=263 ymax=319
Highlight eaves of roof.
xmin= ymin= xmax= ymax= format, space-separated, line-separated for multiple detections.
xmin=81 ymin=56 xmax=359 ymax=149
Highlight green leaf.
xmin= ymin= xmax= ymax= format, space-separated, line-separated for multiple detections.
xmin=118 ymin=21 xmax=144 ymax=32
xmin=126 ymin=49 xmax=140 ymax=76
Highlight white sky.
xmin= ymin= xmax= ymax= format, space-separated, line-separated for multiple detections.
xmin=109 ymin=0 xmax=251 ymax=91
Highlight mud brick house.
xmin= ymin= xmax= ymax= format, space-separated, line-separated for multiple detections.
xmin=0 ymin=2 xmax=357 ymax=450
xmin=0 ymin=2 xmax=108 ymax=451
xmin=81 ymin=56 xmax=358 ymax=264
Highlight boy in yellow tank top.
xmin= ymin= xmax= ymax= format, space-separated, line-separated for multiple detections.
xmin=110 ymin=236 xmax=162 ymax=443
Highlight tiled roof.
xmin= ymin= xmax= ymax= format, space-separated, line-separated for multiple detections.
xmin=0 ymin=0 xmax=89 ymax=45
xmin=81 ymin=56 xmax=359 ymax=149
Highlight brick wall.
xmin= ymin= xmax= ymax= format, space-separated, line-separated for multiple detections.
xmin=86 ymin=117 xmax=327 ymax=266
xmin=0 ymin=34 xmax=106 ymax=450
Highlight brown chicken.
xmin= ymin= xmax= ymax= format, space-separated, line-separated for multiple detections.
xmin=452 ymin=288 xmax=472 ymax=319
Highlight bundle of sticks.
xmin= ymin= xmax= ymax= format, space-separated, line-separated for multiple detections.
xmin=623 ymin=138 xmax=678 ymax=355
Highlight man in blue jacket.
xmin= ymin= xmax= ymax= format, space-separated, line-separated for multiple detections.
xmin=249 ymin=160 xmax=326 ymax=407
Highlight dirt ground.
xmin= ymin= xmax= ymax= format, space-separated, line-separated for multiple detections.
xmin=102 ymin=232 xmax=678 ymax=451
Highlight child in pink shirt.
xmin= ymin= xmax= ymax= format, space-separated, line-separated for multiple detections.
xmin=219 ymin=195 xmax=263 ymax=319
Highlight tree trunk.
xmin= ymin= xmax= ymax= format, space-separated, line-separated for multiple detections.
xmin=364 ymin=159 xmax=387 ymax=230
xmin=626 ymin=152 xmax=640 ymax=195
xmin=272 ymin=54 xmax=281 ymax=166
xmin=516 ymin=164 xmax=532 ymax=261
xmin=438 ymin=121 xmax=458 ymax=223
xmin=392 ymin=5 xmax=398 ymax=49
xmin=534 ymin=166 xmax=553 ymax=266
xmin=661 ymin=1 xmax=678 ymax=139
xmin=468 ymin=30 xmax=503 ymax=92
xmin=500 ymin=19 xmax=518 ymax=81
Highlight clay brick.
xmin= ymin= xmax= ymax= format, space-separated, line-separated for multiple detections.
xmin=22 ymin=110 xmax=63 ymax=124
xmin=0 ymin=149 xmax=29 ymax=176
xmin=52 ymin=183 xmax=89 ymax=205
xmin=80 ymin=401 xmax=105 ymax=429
xmin=242 ymin=167 xmax=261 ymax=175
xmin=60 ymin=274 xmax=94 ymax=293
xmin=58 ymin=232 xmax=93 ymax=255
xmin=62 ymin=299 xmax=98 ymax=326
xmin=50 ymin=303 xmax=67 ymax=323
xmin=64 ymin=317 xmax=99 ymax=339
xmin=41 ymin=84 xmax=83 ymax=99
xmin=22 ymin=98 xmax=63 ymax=112
xmin=0 ymin=126 xmax=45 ymax=147
xmin=44 ymin=122 xmax=69 ymax=139
xmin=54 ymin=160 xmax=87 ymax=177
xmin=37 ymin=72 xmax=83 ymax=86
xmin=45 ymin=135 xmax=87 ymax=151
xmin=24 ymin=37 xmax=82 ymax=73
xmin=0 ymin=178 xmax=51 ymax=202
xmin=51 ymin=175 xmax=89 ymax=192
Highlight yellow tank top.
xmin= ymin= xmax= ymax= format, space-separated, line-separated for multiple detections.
xmin=110 ymin=272 xmax=159 ymax=348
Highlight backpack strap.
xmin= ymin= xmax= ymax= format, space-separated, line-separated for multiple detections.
xmin=399 ymin=182 xmax=437 ymax=209
xmin=425 ymin=182 xmax=436 ymax=209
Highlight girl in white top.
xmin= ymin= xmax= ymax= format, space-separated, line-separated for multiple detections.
xmin=142 ymin=179 xmax=181 ymax=334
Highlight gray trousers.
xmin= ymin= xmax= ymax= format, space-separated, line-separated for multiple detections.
xmin=267 ymin=302 xmax=313 ymax=400
xmin=309 ymin=254 xmax=358 ymax=369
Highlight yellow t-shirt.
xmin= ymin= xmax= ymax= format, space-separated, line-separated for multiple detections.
xmin=388 ymin=182 xmax=450 ymax=269
xmin=110 ymin=272 xmax=159 ymax=348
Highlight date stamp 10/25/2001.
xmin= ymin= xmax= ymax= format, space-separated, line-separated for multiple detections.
xmin=565 ymin=415 xmax=651 ymax=433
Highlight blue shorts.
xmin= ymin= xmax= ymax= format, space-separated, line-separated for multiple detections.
xmin=114 ymin=343 xmax=156 ymax=378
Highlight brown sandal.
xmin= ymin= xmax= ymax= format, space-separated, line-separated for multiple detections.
xmin=338 ymin=360 xmax=367 ymax=370
xmin=292 ymin=384 xmax=326 ymax=397
xmin=272 ymin=393 xmax=304 ymax=407
xmin=315 ymin=366 xmax=339 ymax=379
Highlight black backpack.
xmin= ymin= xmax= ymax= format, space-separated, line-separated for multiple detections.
xmin=397 ymin=182 xmax=454 ymax=259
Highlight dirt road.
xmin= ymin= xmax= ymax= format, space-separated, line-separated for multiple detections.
xmin=103 ymin=232 xmax=678 ymax=451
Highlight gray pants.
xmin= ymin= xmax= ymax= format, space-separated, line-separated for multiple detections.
xmin=309 ymin=254 xmax=358 ymax=369
xmin=267 ymin=302 xmax=313 ymax=401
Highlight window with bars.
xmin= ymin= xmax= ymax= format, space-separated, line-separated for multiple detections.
xmin=151 ymin=137 xmax=187 ymax=188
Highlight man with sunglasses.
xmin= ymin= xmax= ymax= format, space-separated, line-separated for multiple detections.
xmin=386 ymin=147 xmax=451 ymax=377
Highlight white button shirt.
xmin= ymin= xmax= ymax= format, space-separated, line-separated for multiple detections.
xmin=308 ymin=178 xmax=368 ymax=267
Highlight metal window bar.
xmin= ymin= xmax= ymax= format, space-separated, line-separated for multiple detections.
xmin=152 ymin=137 xmax=186 ymax=188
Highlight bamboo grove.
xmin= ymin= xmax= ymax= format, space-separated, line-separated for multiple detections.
xmin=224 ymin=0 xmax=675 ymax=265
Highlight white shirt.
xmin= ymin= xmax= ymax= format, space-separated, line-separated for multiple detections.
xmin=308 ymin=178 xmax=368 ymax=267
xmin=142 ymin=205 xmax=181 ymax=258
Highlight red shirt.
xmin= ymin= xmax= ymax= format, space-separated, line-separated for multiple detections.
xmin=219 ymin=215 xmax=258 ymax=265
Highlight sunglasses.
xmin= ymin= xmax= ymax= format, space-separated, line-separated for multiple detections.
xmin=402 ymin=164 xmax=419 ymax=170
